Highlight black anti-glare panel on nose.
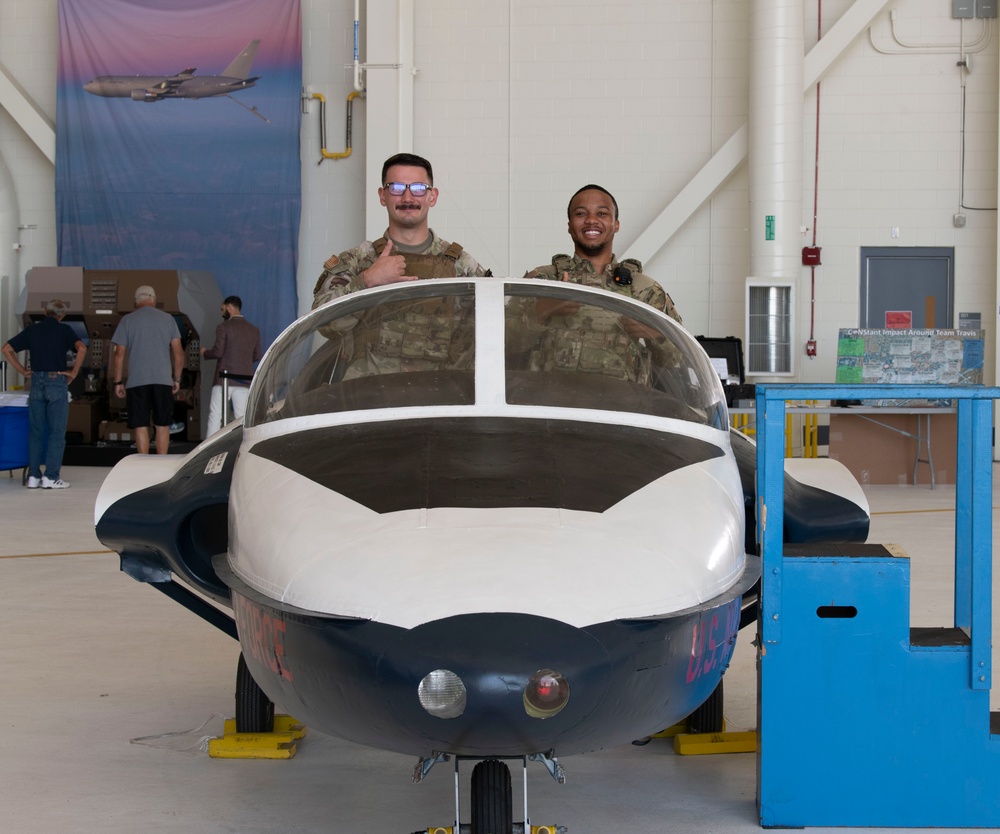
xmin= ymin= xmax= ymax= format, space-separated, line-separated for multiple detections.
xmin=250 ymin=417 xmax=721 ymax=513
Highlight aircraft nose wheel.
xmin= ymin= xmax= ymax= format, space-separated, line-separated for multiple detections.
xmin=470 ymin=759 xmax=513 ymax=834
xmin=235 ymin=652 xmax=275 ymax=733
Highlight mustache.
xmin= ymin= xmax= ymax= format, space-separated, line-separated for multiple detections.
xmin=396 ymin=201 xmax=421 ymax=210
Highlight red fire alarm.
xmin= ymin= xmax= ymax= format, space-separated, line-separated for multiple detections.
xmin=802 ymin=246 xmax=822 ymax=266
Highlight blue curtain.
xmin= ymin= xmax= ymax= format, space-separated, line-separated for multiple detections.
xmin=56 ymin=0 xmax=301 ymax=351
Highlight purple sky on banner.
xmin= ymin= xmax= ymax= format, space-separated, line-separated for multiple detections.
xmin=56 ymin=0 xmax=302 ymax=351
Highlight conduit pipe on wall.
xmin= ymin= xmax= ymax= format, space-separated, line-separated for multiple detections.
xmin=0 ymin=153 xmax=20 ymax=348
xmin=869 ymin=10 xmax=991 ymax=54
xmin=308 ymin=91 xmax=362 ymax=163
xmin=352 ymin=0 xmax=364 ymax=92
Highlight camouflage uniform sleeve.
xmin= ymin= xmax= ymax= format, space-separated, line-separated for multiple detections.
xmin=311 ymin=243 xmax=378 ymax=310
xmin=634 ymin=274 xmax=683 ymax=325
xmin=504 ymin=264 xmax=561 ymax=352
xmin=454 ymin=251 xmax=490 ymax=277
xmin=522 ymin=265 xmax=558 ymax=281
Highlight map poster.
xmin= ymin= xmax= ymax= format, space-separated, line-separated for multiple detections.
xmin=835 ymin=328 xmax=984 ymax=401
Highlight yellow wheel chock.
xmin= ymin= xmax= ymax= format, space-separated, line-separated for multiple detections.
xmin=207 ymin=714 xmax=306 ymax=759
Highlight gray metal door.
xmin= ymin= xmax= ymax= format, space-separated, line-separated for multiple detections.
xmin=860 ymin=246 xmax=954 ymax=328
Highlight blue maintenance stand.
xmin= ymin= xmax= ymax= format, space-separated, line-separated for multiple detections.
xmin=755 ymin=384 xmax=1000 ymax=828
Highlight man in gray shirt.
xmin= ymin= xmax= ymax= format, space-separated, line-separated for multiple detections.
xmin=111 ymin=285 xmax=184 ymax=454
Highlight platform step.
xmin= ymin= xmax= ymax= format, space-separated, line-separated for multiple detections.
xmin=910 ymin=626 xmax=971 ymax=648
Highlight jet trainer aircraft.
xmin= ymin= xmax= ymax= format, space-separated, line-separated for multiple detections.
xmin=83 ymin=39 xmax=261 ymax=107
xmin=95 ymin=278 xmax=870 ymax=833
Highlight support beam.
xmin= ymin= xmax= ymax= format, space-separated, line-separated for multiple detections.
xmin=623 ymin=0 xmax=894 ymax=265
xmin=0 ymin=62 xmax=55 ymax=165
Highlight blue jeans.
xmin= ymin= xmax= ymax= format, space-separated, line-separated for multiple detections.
xmin=28 ymin=372 xmax=69 ymax=480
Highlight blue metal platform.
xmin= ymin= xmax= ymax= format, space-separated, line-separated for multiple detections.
xmin=755 ymin=384 xmax=1000 ymax=828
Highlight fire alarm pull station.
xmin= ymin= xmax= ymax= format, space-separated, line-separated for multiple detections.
xmin=802 ymin=246 xmax=822 ymax=266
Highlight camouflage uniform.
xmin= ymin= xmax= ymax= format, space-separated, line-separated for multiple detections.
xmin=522 ymin=254 xmax=682 ymax=324
xmin=311 ymin=231 xmax=489 ymax=378
xmin=514 ymin=254 xmax=682 ymax=381
xmin=312 ymin=230 xmax=489 ymax=309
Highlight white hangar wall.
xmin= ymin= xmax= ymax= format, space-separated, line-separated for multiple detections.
xmin=0 ymin=0 xmax=996 ymax=387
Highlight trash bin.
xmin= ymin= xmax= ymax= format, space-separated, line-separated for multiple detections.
xmin=0 ymin=394 xmax=29 ymax=481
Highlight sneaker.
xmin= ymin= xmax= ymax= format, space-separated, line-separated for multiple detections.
xmin=41 ymin=476 xmax=70 ymax=489
xmin=26 ymin=476 xmax=40 ymax=489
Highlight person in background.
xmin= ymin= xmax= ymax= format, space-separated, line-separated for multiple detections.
xmin=200 ymin=295 xmax=263 ymax=434
xmin=110 ymin=285 xmax=184 ymax=455
xmin=1 ymin=298 xmax=87 ymax=489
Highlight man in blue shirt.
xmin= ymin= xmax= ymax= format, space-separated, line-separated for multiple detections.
xmin=1 ymin=298 xmax=87 ymax=488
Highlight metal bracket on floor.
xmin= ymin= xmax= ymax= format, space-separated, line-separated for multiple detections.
xmin=207 ymin=714 xmax=306 ymax=759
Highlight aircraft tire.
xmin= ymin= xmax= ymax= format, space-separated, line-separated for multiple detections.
xmin=470 ymin=758 xmax=513 ymax=834
xmin=687 ymin=678 xmax=724 ymax=734
xmin=235 ymin=652 xmax=275 ymax=733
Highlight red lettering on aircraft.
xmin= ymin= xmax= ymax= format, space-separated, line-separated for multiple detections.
xmin=685 ymin=602 xmax=741 ymax=684
xmin=233 ymin=593 xmax=293 ymax=682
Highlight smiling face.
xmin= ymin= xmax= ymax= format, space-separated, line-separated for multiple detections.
xmin=379 ymin=163 xmax=439 ymax=234
xmin=567 ymin=189 xmax=620 ymax=259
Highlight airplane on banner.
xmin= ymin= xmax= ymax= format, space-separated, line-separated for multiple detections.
xmin=95 ymin=278 xmax=869 ymax=833
xmin=83 ymin=39 xmax=266 ymax=119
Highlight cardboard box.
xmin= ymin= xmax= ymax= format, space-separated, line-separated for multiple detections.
xmin=99 ymin=420 xmax=132 ymax=443
xmin=186 ymin=411 xmax=201 ymax=442
xmin=828 ymin=412 xmax=956 ymax=486
xmin=67 ymin=398 xmax=102 ymax=444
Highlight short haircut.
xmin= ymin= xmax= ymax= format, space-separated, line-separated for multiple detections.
xmin=223 ymin=295 xmax=243 ymax=310
xmin=568 ymin=184 xmax=619 ymax=220
xmin=382 ymin=152 xmax=434 ymax=185
xmin=44 ymin=298 xmax=69 ymax=317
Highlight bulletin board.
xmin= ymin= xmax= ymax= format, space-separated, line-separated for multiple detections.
xmin=835 ymin=328 xmax=984 ymax=398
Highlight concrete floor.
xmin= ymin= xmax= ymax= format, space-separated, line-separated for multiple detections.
xmin=1 ymin=462 xmax=995 ymax=833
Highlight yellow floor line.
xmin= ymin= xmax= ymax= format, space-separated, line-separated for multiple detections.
xmin=0 ymin=549 xmax=114 ymax=560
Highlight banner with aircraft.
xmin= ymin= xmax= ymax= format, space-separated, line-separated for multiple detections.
xmin=56 ymin=0 xmax=302 ymax=351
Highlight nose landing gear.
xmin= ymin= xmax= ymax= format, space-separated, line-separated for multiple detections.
xmin=413 ymin=752 xmax=566 ymax=834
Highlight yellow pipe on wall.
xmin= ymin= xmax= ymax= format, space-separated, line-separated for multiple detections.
xmin=311 ymin=91 xmax=362 ymax=163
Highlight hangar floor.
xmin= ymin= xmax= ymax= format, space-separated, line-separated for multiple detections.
xmin=2 ymin=463 xmax=995 ymax=834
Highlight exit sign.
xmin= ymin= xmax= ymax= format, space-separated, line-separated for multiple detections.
xmin=765 ymin=215 xmax=775 ymax=241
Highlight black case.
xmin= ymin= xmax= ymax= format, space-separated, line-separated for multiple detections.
xmin=695 ymin=336 xmax=754 ymax=407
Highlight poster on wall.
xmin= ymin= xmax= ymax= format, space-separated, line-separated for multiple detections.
xmin=56 ymin=0 xmax=302 ymax=351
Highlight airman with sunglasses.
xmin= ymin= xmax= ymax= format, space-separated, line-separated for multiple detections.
xmin=312 ymin=153 xmax=491 ymax=378
xmin=312 ymin=152 xmax=490 ymax=310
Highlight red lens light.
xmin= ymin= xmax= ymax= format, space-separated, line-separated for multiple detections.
xmin=524 ymin=669 xmax=569 ymax=718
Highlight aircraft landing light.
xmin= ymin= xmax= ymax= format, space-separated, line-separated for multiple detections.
xmin=672 ymin=729 xmax=757 ymax=756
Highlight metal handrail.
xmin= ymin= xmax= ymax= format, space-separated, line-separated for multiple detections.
xmin=219 ymin=369 xmax=254 ymax=423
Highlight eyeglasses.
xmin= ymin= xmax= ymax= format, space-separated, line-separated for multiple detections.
xmin=383 ymin=181 xmax=431 ymax=197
